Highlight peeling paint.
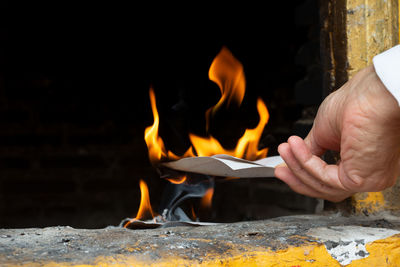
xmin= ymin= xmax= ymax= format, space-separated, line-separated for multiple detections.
xmin=307 ymin=226 xmax=400 ymax=265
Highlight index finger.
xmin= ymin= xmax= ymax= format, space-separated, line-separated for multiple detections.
xmin=288 ymin=136 xmax=347 ymax=191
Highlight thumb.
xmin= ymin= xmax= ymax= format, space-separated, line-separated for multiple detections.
xmin=304 ymin=126 xmax=326 ymax=157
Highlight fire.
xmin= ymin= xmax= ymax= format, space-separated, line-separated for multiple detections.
xmin=144 ymin=46 xmax=269 ymax=162
xmin=144 ymin=88 xmax=167 ymax=164
xmin=166 ymin=175 xmax=187 ymax=185
xmin=190 ymin=205 xmax=197 ymax=221
xmin=133 ymin=46 xmax=270 ymax=224
xmin=189 ymin=98 xmax=269 ymax=159
xmin=206 ymin=46 xmax=246 ymax=131
xmin=234 ymin=98 xmax=269 ymax=159
xmin=144 ymin=88 xmax=191 ymax=163
xmin=200 ymin=188 xmax=214 ymax=209
xmin=124 ymin=180 xmax=156 ymax=228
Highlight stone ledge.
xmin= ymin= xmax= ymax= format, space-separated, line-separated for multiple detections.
xmin=1 ymin=214 xmax=400 ymax=266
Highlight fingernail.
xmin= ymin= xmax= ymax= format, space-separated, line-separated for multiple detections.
xmin=275 ymin=163 xmax=287 ymax=168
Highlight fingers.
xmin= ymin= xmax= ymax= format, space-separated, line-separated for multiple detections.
xmin=277 ymin=142 xmax=331 ymax=192
xmin=287 ymin=136 xmax=347 ymax=191
xmin=274 ymin=165 xmax=329 ymax=199
xmin=275 ymin=136 xmax=351 ymax=202
xmin=275 ymin=164 xmax=350 ymax=202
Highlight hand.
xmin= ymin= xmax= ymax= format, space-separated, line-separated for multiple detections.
xmin=275 ymin=65 xmax=400 ymax=202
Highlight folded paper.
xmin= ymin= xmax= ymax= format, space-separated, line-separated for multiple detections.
xmin=162 ymin=154 xmax=284 ymax=178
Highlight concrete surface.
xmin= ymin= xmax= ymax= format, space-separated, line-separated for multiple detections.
xmin=1 ymin=213 xmax=400 ymax=266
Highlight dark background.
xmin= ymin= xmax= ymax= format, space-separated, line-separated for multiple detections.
xmin=0 ymin=0 xmax=323 ymax=228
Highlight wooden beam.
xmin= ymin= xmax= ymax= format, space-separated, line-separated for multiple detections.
xmin=320 ymin=0 xmax=400 ymax=215
xmin=346 ymin=0 xmax=399 ymax=78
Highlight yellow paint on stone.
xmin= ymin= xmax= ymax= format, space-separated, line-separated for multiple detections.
xmin=2 ymin=243 xmax=340 ymax=267
xmin=348 ymin=234 xmax=400 ymax=266
xmin=352 ymin=192 xmax=385 ymax=214
xmin=4 ymin=234 xmax=400 ymax=267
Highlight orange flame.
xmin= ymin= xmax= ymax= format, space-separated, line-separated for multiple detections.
xmin=206 ymin=46 xmax=246 ymax=131
xmin=140 ymin=47 xmax=270 ymax=218
xmin=235 ymin=98 xmax=269 ymax=159
xmin=124 ymin=180 xmax=156 ymax=228
xmin=144 ymin=87 xmax=188 ymax=163
xmin=189 ymin=98 xmax=269 ymax=160
xmin=200 ymin=188 xmax=214 ymax=209
xmin=144 ymin=88 xmax=168 ymax=164
xmin=191 ymin=204 xmax=197 ymax=221
xmin=144 ymin=47 xmax=269 ymax=163
xmin=166 ymin=175 xmax=187 ymax=185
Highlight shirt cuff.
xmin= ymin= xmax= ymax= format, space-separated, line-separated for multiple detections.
xmin=373 ymin=45 xmax=400 ymax=105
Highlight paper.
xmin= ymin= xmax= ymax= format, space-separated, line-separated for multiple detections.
xmin=121 ymin=218 xmax=219 ymax=229
xmin=162 ymin=154 xmax=284 ymax=178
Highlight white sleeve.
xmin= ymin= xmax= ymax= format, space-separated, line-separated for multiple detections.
xmin=373 ymin=45 xmax=400 ymax=105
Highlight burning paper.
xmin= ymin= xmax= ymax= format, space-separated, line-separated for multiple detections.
xmin=122 ymin=178 xmax=219 ymax=229
xmin=146 ymin=47 xmax=283 ymax=178
xmin=144 ymin=47 xmax=270 ymax=166
xmin=121 ymin=218 xmax=219 ymax=229
xmin=162 ymin=154 xmax=283 ymax=178
xmin=124 ymin=46 xmax=284 ymax=229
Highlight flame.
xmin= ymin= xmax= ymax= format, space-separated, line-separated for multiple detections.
xmin=144 ymin=47 xmax=269 ymax=163
xmin=234 ymin=98 xmax=269 ymax=159
xmin=200 ymin=188 xmax=214 ymax=209
xmin=190 ymin=204 xmax=197 ymax=221
xmin=224 ymin=177 xmax=240 ymax=181
xmin=139 ymin=47 xmax=270 ymax=221
xmin=189 ymin=98 xmax=269 ymax=160
xmin=144 ymin=88 xmax=168 ymax=164
xmin=144 ymin=87 xmax=190 ymax=163
xmin=166 ymin=175 xmax=187 ymax=185
xmin=206 ymin=46 xmax=246 ymax=131
xmin=124 ymin=180 xmax=156 ymax=228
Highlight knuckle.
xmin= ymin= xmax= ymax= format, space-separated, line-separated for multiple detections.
xmin=340 ymin=170 xmax=365 ymax=191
